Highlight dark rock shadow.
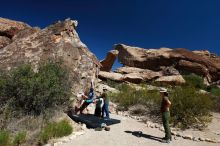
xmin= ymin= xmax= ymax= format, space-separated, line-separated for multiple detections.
xmin=125 ymin=131 xmax=162 ymax=142
xmin=67 ymin=111 xmax=121 ymax=128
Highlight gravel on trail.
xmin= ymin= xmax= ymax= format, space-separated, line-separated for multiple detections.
xmin=60 ymin=114 xmax=219 ymax=146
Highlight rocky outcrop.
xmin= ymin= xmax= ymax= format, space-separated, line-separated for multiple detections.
xmin=123 ymin=73 xmax=145 ymax=83
xmin=115 ymin=44 xmax=220 ymax=83
xmin=95 ymin=83 xmax=119 ymax=95
xmin=99 ymin=71 xmax=124 ymax=81
xmin=115 ymin=44 xmax=174 ymax=70
xmin=0 ymin=17 xmax=30 ymax=38
xmin=116 ymin=66 xmax=162 ymax=82
xmin=99 ymin=69 xmax=162 ymax=84
xmin=0 ymin=18 xmax=101 ymax=94
xmin=155 ymin=75 xmax=186 ymax=85
xmin=0 ymin=36 xmax=11 ymax=48
xmin=100 ymin=50 xmax=118 ymax=71
xmin=0 ymin=18 xmax=30 ymax=49
xmin=177 ymin=60 xmax=208 ymax=76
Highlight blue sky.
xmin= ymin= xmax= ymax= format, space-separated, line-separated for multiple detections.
xmin=1 ymin=0 xmax=220 ymax=69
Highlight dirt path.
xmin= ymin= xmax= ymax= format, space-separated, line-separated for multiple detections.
xmin=60 ymin=114 xmax=219 ymax=146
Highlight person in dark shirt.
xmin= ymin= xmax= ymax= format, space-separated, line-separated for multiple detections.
xmin=160 ymin=87 xmax=172 ymax=143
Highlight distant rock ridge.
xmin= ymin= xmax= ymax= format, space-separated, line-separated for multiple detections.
xmin=99 ymin=44 xmax=220 ymax=85
xmin=0 ymin=17 xmax=101 ymax=94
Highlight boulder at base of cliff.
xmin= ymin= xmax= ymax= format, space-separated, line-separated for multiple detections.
xmin=98 ymin=71 xmax=124 ymax=81
xmin=155 ymin=75 xmax=186 ymax=85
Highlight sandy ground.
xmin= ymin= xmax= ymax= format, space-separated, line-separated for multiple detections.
xmin=60 ymin=114 xmax=220 ymax=146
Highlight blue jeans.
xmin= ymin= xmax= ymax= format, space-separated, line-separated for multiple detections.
xmin=102 ymin=102 xmax=109 ymax=118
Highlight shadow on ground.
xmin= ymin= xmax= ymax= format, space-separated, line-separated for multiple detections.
xmin=125 ymin=131 xmax=162 ymax=142
xmin=67 ymin=111 xmax=121 ymax=128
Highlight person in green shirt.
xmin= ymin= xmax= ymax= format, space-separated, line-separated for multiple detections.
xmin=160 ymin=87 xmax=172 ymax=143
xmin=101 ymin=87 xmax=110 ymax=119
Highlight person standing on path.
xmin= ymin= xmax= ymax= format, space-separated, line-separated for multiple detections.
xmin=160 ymin=87 xmax=172 ymax=143
xmin=101 ymin=87 xmax=110 ymax=119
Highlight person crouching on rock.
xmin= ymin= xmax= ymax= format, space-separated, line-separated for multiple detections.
xmin=160 ymin=87 xmax=172 ymax=143
xmin=76 ymin=82 xmax=95 ymax=114
xmin=101 ymin=87 xmax=110 ymax=119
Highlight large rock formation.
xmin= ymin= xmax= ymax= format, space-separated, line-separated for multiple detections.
xmin=115 ymin=44 xmax=220 ymax=83
xmin=0 ymin=18 xmax=101 ymax=94
xmin=99 ymin=68 xmax=162 ymax=84
xmin=100 ymin=50 xmax=118 ymax=71
xmin=0 ymin=18 xmax=30 ymax=49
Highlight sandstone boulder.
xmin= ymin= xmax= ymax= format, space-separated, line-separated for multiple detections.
xmin=115 ymin=44 xmax=174 ymax=70
xmin=177 ymin=60 xmax=208 ymax=76
xmin=116 ymin=66 xmax=154 ymax=74
xmin=100 ymin=50 xmax=118 ymax=71
xmin=0 ymin=36 xmax=11 ymax=49
xmin=155 ymin=75 xmax=186 ymax=85
xmin=160 ymin=66 xmax=180 ymax=76
xmin=123 ymin=73 xmax=144 ymax=83
xmin=95 ymin=83 xmax=119 ymax=94
xmin=0 ymin=18 xmax=101 ymax=94
xmin=0 ymin=17 xmax=30 ymax=38
xmin=98 ymin=71 xmax=123 ymax=81
xmin=116 ymin=66 xmax=162 ymax=81
xmin=115 ymin=44 xmax=220 ymax=83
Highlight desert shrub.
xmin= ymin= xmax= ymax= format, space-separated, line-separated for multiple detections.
xmin=54 ymin=120 xmax=73 ymax=137
xmin=13 ymin=131 xmax=26 ymax=146
xmin=110 ymin=84 xmax=160 ymax=111
xmin=106 ymin=79 xmax=118 ymax=88
xmin=39 ymin=120 xmax=73 ymax=143
xmin=0 ymin=73 xmax=8 ymax=99
xmin=0 ymin=131 xmax=10 ymax=146
xmin=169 ymin=86 xmax=213 ymax=129
xmin=207 ymin=86 xmax=220 ymax=111
xmin=183 ymin=74 xmax=206 ymax=89
xmin=0 ymin=62 xmax=71 ymax=115
xmin=111 ymin=83 xmax=213 ymax=129
xmin=209 ymin=86 xmax=220 ymax=97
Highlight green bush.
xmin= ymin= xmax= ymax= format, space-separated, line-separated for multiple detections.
xmin=106 ymin=79 xmax=118 ymax=88
xmin=209 ymin=86 xmax=220 ymax=97
xmin=39 ymin=120 xmax=73 ymax=143
xmin=13 ymin=131 xmax=26 ymax=146
xmin=169 ymin=86 xmax=213 ymax=129
xmin=0 ymin=131 xmax=27 ymax=146
xmin=0 ymin=73 xmax=8 ymax=98
xmin=0 ymin=131 xmax=10 ymax=146
xmin=183 ymin=74 xmax=206 ymax=89
xmin=111 ymin=83 xmax=213 ymax=129
xmin=110 ymin=84 xmax=160 ymax=110
xmin=0 ymin=62 xmax=70 ymax=115
xmin=207 ymin=86 xmax=220 ymax=111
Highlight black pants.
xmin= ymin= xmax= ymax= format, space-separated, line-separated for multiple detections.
xmin=79 ymin=102 xmax=90 ymax=113
xmin=94 ymin=107 xmax=102 ymax=117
